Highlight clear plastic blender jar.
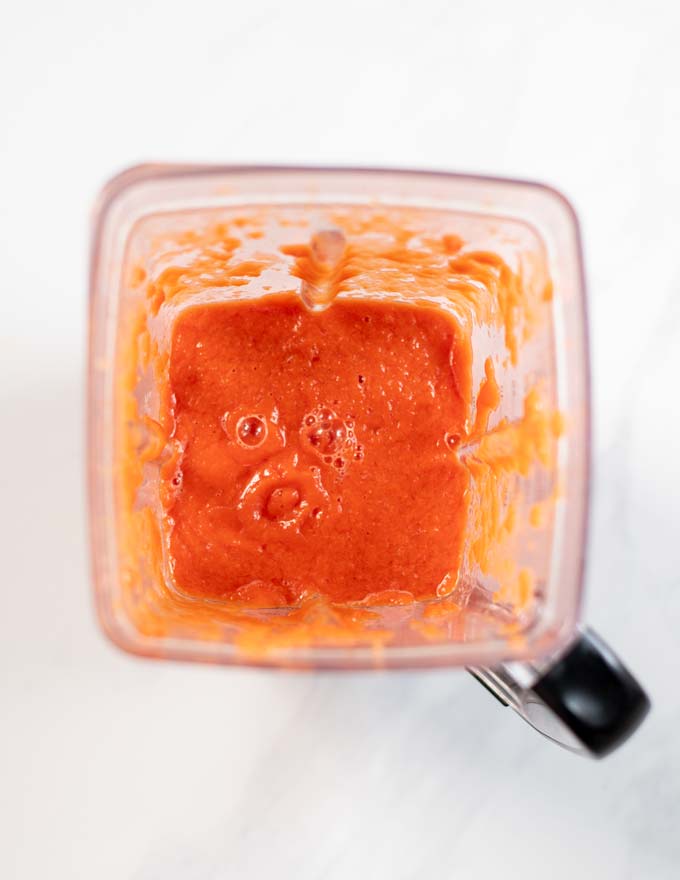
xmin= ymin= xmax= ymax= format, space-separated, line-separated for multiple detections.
xmin=88 ymin=165 xmax=649 ymax=757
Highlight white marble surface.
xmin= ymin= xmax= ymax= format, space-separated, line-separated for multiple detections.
xmin=1 ymin=1 xmax=679 ymax=877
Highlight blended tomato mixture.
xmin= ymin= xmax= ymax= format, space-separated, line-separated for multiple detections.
xmin=116 ymin=204 xmax=556 ymax=652
xmin=166 ymin=296 xmax=468 ymax=605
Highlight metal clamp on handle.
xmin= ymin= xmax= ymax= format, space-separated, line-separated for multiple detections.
xmin=469 ymin=628 xmax=651 ymax=758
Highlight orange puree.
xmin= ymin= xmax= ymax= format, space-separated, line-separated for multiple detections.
xmin=166 ymin=296 xmax=469 ymax=605
xmin=114 ymin=204 xmax=558 ymax=656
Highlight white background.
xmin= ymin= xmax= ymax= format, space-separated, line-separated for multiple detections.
xmin=1 ymin=1 xmax=679 ymax=877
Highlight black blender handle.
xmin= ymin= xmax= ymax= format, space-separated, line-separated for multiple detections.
xmin=469 ymin=628 xmax=651 ymax=758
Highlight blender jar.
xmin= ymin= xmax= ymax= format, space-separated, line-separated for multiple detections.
xmin=88 ymin=165 xmax=649 ymax=756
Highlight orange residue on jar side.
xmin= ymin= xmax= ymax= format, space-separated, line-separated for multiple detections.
xmin=111 ymin=205 xmax=559 ymax=657
xmin=458 ymin=384 xmax=563 ymax=615
xmin=471 ymin=357 xmax=501 ymax=436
